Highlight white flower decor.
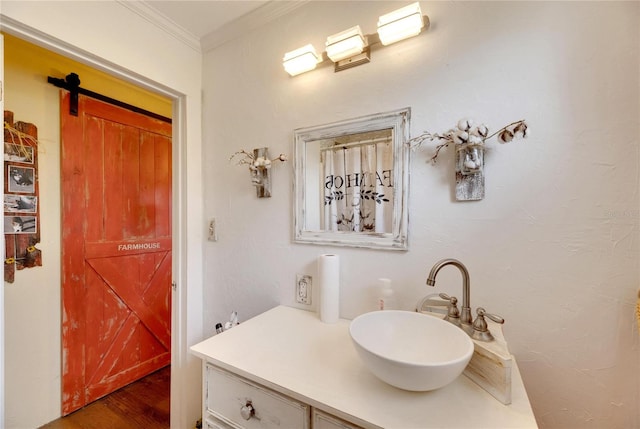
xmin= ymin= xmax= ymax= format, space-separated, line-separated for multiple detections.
xmin=407 ymin=118 xmax=529 ymax=164
xmin=253 ymin=157 xmax=271 ymax=168
xmin=229 ymin=148 xmax=288 ymax=198
xmin=229 ymin=149 xmax=288 ymax=169
xmin=496 ymin=121 xmax=529 ymax=144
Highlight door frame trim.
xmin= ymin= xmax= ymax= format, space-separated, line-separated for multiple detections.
xmin=0 ymin=33 xmax=6 ymax=426
xmin=0 ymin=16 xmax=191 ymax=428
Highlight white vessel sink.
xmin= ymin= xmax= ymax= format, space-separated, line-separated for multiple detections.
xmin=349 ymin=310 xmax=474 ymax=391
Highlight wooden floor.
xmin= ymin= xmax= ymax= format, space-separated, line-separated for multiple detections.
xmin=40 ymin=366 xmax=170 ymax=429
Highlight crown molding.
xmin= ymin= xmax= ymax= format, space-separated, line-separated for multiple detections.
xmin=117 ymin=0 xmax=202 ymax=53
xmin=0 ymin=14 xmax=177 ymax=98
xmin=201 ymin=1 xmax=309 ymax=53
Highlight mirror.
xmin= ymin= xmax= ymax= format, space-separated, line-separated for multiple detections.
xmin=294 ymin=108 xmax=410 ymax=250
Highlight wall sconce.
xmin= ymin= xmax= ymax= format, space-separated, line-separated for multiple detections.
xmin=230 ymin=148 xmax=288 ymax=198
xmin=407 ymin=119 xmax=529 ymax=201
xmin=282 ymin=2 xmax=429 ymax=76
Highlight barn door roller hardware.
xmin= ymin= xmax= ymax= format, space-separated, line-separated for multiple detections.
xmin=47 ymin=72 xmax=171 ymax=123
xmin=48 ymin=73 xmax=80 ymax=115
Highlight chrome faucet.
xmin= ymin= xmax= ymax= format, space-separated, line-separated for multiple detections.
xmin=426 ymin=258 xmax=473 ymax=333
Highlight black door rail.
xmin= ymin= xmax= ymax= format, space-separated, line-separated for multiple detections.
xmin=47 ymin=73 xmax=172 ymax=124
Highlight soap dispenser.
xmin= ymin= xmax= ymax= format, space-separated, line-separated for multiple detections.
xmin=377 ymin=278 xmax=397 ymax=310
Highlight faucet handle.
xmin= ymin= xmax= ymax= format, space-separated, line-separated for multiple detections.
xmin=438 ymin=293 xmax=461 ymax=326
xmin=438 ymin=292 xmax=454 ymax=301
xmin=477 ymin=307 xmax=504 ymax=324
xmin=471 ymin=307 xmax=504 ymax=342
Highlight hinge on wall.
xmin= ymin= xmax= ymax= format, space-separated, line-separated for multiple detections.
xmin=172 ymin=282 xmax=177 ymax=291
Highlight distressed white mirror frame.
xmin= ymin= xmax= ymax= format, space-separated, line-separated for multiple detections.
xmin=294 ymin=108 xmax=410 ymax=250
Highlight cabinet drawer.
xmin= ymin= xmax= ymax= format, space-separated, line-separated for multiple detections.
xmin=206 ymin=364 xmax=310 ymax=429
xmin=312 ymin=409 xmax=364 ymax=429
xmin=205 ymin=418 xmax=233 ymax=429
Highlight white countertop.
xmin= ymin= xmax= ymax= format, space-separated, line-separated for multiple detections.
xmin=190 ymin=305 xmax=538 ymax=429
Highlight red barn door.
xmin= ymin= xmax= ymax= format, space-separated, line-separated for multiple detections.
xmin=60 ymin=92 xmax=172 ymax=414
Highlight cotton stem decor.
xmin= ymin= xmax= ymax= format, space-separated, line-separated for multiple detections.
xmin=230 ymin=148 xmax=287 ymax=198
xmin=408 ymin=119 xmax=529 ymax=200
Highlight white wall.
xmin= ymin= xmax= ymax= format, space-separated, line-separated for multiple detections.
xmin=202 ymin=2 xmax=639 ymax=428
xmin=2 ymin=39 xmax=64 ymax=427
xmin=1 ymin=2 xmax=204 ymax=428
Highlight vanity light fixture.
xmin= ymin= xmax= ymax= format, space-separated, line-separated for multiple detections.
xmin=282 ymin=2 xmax=429 ymax=77
xmin=325 ymin=25 xmax=366 ymax=62
xmin=377 ymin=2 xmax=425 ymax=46
xmin=283 ymin=44 xmax=321 ymax=77
xmin=325 ymin=25 xmax=371 ymax=72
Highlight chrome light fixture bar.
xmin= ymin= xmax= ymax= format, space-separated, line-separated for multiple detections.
xmin=282 ymin=2 xmax=429 ymax=77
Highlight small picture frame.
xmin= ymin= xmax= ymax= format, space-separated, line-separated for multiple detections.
xmin=4 ymin=142 xmax=34 ymax=164
xmin=7 ymin=166 xmax=35 ymax=194
xmin=4 ymin=215 xmax=37 ymax=234
xmin=4 ymin=194 xmax=37 ymax=213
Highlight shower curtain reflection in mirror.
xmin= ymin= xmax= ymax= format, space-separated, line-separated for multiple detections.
xmin=294 ymin=107 xmax=410 ymax=250
xmin=321 ymin=131 xmax=394 ymax=233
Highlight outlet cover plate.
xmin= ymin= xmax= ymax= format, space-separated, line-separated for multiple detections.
xmin=296 ymin=274 xmax=312 ymax=305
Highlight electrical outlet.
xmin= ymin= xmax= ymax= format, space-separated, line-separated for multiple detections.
xmin=296 ymin=274 xmax=312 ymax=305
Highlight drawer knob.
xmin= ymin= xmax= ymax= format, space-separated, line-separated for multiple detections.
xmin=241 ymin=401 xmax=255 ymax=420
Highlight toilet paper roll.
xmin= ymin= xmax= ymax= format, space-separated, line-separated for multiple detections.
xmin=318 ymin=254 xmax=340 ymax=323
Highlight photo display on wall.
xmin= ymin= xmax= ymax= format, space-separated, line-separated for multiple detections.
xmin=3 ymin=110 xmax=42 ymax=283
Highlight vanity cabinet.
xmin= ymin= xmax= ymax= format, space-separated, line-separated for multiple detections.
xmin=204 ymin=363 xmax=311 ymax=428
xmin=191 ymin=306 xmax=537 ymax=429
xmin=312 ymin=410 xmax=363 ymax=429
xmin=203 ymin=363 xmax=362 ymax=429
